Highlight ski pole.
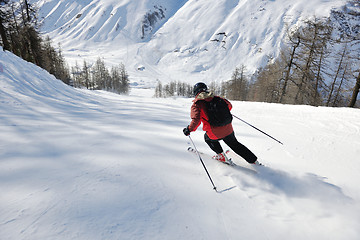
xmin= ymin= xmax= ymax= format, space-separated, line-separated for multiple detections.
xmin=232 ymin=114 xmax=283 ymax=145
xmin=188 ymin=136 xmax=217 ymax=192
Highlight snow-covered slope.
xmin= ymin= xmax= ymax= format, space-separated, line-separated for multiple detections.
xmin=34 ymin=0 xmax=347 ymax=87
xmin=1 ymin=47 xmax=360 ymax=239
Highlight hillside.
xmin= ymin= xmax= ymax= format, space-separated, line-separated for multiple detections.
xmin=1 ymin=45 xmax=360 ymax=239
xmin=35 ymin=0 xmax=348 ymax=87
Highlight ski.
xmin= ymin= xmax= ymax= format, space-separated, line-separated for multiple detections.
xmin=225 ymin=149 xmax=264 ymax=167
xmin=187 ymin=146 xmax=261 ymax=175
xmin=187 ymin=147 xmax=236 ymax=166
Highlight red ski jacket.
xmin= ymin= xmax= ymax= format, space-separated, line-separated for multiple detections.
xmin=188 ymin=91 xmax=233 ymax=140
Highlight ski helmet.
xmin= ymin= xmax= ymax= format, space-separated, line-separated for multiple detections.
xmin=193 ymin=82 xmax=208 ymax=96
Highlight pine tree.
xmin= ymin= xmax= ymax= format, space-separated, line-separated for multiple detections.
xmin=118 ymin=63 xmax=129 ymax=94
xmin=154 ymin=81 xmax=163 ymax=97
xmin=227 ymin=65 xmax=248 ymax=100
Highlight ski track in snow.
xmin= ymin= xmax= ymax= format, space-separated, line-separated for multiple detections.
xmin=1 ymin=50 xmax=360 ymax=239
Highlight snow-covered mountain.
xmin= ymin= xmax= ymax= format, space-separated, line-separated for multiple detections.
xmin=1 ymin=42 xmax=360 ymax=239
xmin=34 ymin=0 xmax=348 ymax=87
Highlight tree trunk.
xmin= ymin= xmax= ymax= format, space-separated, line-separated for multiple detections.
xmin=294 ymin=25 xmax=318 ymax=104
xmin=279 ymin=37 xmax=300 ymax=103
xmin=332 ymin=62 xmax=348 ymax=106
xmin=0 ymin=16 xmax=10 ymax=51
xmin=24 ymin=0 xmax=31 ymax=22
xmin=313 ymin=51 xmax=324 ymax=106
xmin=348 ymin=69 xmax=360 ymax=107
xmin=326 ymin=45 xmax=346 ymax=106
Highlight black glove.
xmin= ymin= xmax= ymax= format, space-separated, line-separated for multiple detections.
xmin=183 ymin=126 xmax=190 ymax=136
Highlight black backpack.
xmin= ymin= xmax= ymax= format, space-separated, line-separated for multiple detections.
xmin=205 ymin=96 xmax=233 ymax=126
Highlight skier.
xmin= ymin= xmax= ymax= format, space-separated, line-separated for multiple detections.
xmin=183 ymin=82 xmax=261 ymax=165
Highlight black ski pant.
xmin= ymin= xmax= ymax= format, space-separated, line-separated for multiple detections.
xmin=204 ymin=132 xmax=257 ymax=163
